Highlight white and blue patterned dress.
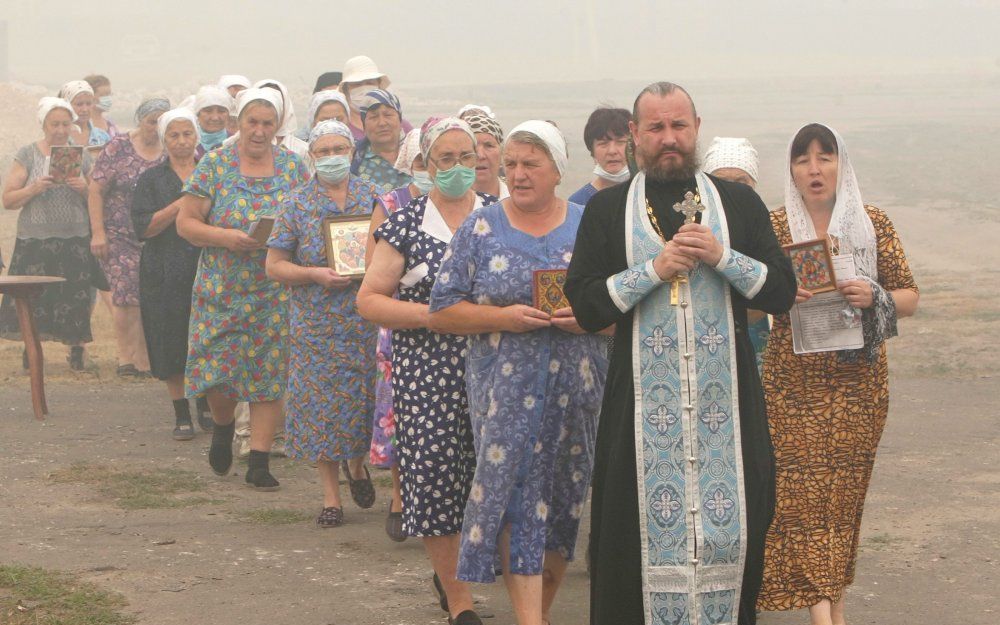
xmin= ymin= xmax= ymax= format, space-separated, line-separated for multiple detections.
xmin=430 ymin=201 xmax=608 ymax=582
xmin=374 ymin=192 xmax=495 ymax=537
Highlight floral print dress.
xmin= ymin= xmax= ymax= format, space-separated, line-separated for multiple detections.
xmin=430 ymin=201 xmax=608 ymax=583
xmin=183 ymin=144 xmax=308 ymax=401
xmin=267 ymin=177 xmax=379 ymax=462
xmin=374 ymin=192 xmax=494 ymax=537
xmin=91 ymin=133 xmax=165 ymax=306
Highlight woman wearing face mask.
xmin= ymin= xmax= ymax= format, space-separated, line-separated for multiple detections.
xmin=358 ymin=117 xmax=496 ymax=625
xmin=459 ymin=111 xmax=508 ymax=200
xmin=568 ymin=107 xmax=632 ymax=207
xmin=265 ymin=120 xmax=379 ymax=526
xmin=364 ymin=125 xmax=431 ymax=542
xmin=193 ymin=85 xmax=234 ymax=159
xmin=339 ymin=55 xmax=391 ymax=142
xmin=84 ymin=74 xmax=119 ymax=146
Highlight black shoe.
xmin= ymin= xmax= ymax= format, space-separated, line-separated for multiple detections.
xmin=448 ymin=610 xmax=483 ymax=625
xmin=208 ymin=422 xmax=236 ymax=476
xmin=385 ymin=501 xmax=406 ymax=543
xmin=172 ymin=420 xmax=195 ymax=441
xmin=245 ymin=467 xmax=280 ymax=491
xmin=67 ymin=346 xmax=84 ymax=371
xmin=432 ymin=572 xmax=449 ymax=613
xmin=195 ymin=397 xmax=214 ymax=432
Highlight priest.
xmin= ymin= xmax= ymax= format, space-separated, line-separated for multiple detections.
xmin=565 ymin=82 xmax=796 ymax=625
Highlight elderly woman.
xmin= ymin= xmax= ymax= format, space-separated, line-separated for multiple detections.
xmin=130 ymin=108 xmax=209 ymax=440
xmin=217 ymin=75 xmax=251 ymax=135
xmin=339 ymin=55 xmax=391 ymax=140
xmin=265 ymin=120 xmax=379 ymax=526
xmin=89 ymin=97 xmax=169 ymax=377
xmin=193 ymin=85 xmax=234 ymax=157
xmin=459 ymin=110 xmax=508 ymax=200
xmin=358 ymin=117 xmax=496 ymax=625
xmin=568 ymin=107 xmax=632 ymax=207
xmin=84 ymin=74 xmax=119 ymax=145
xmin=757 ymin=124 xmax=919 ymax=625
xmin=351 ymin=90 xmax=411 ymax=194
xmin=365 ymin=125 xmax=432 ymax=542
xmin=294 ymin=90 xmax=351 ymax=142
xmin=176 ymin=88 xmax=308 ymax=490
xmin=222 ymin=80 xmax=309 ymax=164
xmin=430 ymin=121 xmax=608 ymax=625
xmin=0 ymin=97 xmax=96 ymax=370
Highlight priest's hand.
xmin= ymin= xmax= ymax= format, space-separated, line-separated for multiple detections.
xmin=652 ymin=241 xmax=697 ymax=281
xmin=673 ymin=223 xmax=724 ymax=266
xmin=839 ymin=279 xmax=873 ymax=309
xmin=550 ymin=307 xmax=587 ymax=334
xmin=502 ymin=305 xmax=551 ymax=333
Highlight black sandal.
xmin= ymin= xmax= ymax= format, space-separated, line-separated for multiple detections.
xmin=317 ymin=506 xmax=343 ymax=528
xmin=385 ymin=500 xmax=406 ymax=542
xmin=341 ymin=461 xmax=376 ymax=509
xmin=448 ymin=610 xmax=483 ymax=625
xmin=67 ymin=346 xmax=84 ymax=371
xmin=432 ymin=572 xmax=449 ymax=613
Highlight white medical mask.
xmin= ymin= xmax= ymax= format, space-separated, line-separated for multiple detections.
xmin=594 ymin=163 xmax=631 ymax=184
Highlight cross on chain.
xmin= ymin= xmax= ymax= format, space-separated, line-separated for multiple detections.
xmin=669 ymin=191 xmax=705 ymax=306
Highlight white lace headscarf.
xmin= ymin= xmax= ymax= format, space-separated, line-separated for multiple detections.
xmin=784 ymin=123 xmax=877 ymax=281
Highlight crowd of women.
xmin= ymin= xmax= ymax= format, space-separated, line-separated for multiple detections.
xmin=0 ymin=55 xmax=917 ymax=625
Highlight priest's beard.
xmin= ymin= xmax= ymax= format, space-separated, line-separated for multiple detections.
xmin=640 ymin=143 xmax=701 ymax=182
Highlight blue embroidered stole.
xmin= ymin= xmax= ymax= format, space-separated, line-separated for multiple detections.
xmin=610 ymin=172 xmax=749 ymax=625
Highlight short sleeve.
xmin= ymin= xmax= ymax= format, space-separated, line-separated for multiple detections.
xmin=429 ymin=212 xmax=481 ymax=313
xmin=90 ymin=136 xmax=120 ymax=185
xmin=374 ymin=203 xmax=414 ymax=255
xmin=13 ymin=144 xmax=35 ymax=170
xmin=283 ymin=152 xmax=311 ymax=189
xmin=183 ymin=152 xmax=219 ymax=199
xmin=869 ymin=206 xmax=917 ymax=293
xmin=267 ymin=196 xmax=300 ymax=253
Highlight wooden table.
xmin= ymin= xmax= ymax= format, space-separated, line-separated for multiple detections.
xmin=0 ymin=276 xmax=66 ymax=420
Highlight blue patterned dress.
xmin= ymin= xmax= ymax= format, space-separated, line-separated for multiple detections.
xmin=183 ymin=144 xmax=308 ymax=401
xmin=353 ymin=145 xmax=412 ymax=195
xmin=267 ymin=177 xmax=379 ymax=462
xmin=430 ymin=201 xmax=608 ymax=582
xmin=374 ymin=192 xmax=495 ymax=537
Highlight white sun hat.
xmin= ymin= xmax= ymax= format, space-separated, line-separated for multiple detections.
xmin=341 ymin=55 xmax=389 ymax=88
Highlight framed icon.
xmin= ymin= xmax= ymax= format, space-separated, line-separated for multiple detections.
xmin=323 ymin=214 xmax=372 ymax=279
xmin=783 ymin=238 xmax=837 ymax=294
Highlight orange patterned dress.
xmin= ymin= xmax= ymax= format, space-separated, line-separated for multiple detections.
xmin=758 ymin=205 xmax=918 ymax=610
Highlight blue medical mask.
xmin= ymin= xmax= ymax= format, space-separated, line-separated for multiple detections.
xmin=315 ymin=155 xmax=351 ymax=184
xmin=199 ymin=128 xmax=228 ymax=150
xmin=411 ymin=170 xmax=434 ymax=194
xmin=433 ymin=165 xmax=476 ymax=198
xmin=96 ymin=95 xmax=113 ymax=112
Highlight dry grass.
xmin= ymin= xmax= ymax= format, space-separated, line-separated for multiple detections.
xmin=48 ymin=463 xmax=219 ymax=510
xmin=0 ymin=564 xmax=135 ymax=625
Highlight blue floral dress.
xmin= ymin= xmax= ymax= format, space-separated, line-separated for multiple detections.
xmin=183 ymin=144 xmax=308 ymax=401
xmin=353 ymin=145 xmax=412 ymax=195
xmin=267 ymin=177 xmax=379 ymax=462
xmin=430 ymin=201 xmax=609 ymax=582
xmin=374 ymin=192 xmax=495 ymax=537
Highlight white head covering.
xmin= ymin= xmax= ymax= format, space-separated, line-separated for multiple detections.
xmin=194 ymin=85 xmax=235 ymax=115
xmin=308 ymin=119 xmax=354 ymax=147
xmin=235 ymin=87 xmax=283 ymax=121
xmin=340 ymin=55 xmax=389 ymax=88
xmin=458 ymin=104 xmax=495 ymax=119
xmin=157 ymin=107 xmax=200 ymax=142
xmin=393 ymin=128 xmax=422 ymax=175
xmin=703 ymin=137 xmax=759 ymax=182
xmin=784 ymin=123 xmax=877 ymax=280
xmin=506 ymin=120 xmax=569 ymax=178
xmin=58 ymin=80 xmax=94 ymax=105
xmin=252 ymin=79 xmax=297 ymax=136
xmin=217 ymin=74 xmax=251 ymax=90
xmin=179 ymin=94 xmax=196 ymax=111
xmin=420 ymin=117 xmax=476 ymax=162
xmin=305 ymin=91 xmax=350 ymax=129
xmin=37 ymin=96 xmax=77 ymax=125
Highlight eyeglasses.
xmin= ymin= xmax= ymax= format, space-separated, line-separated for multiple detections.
xmin=430 ymin=152 xmax=478 ymax=171
xmin=312 ymin=144 xmax=353 ymax=157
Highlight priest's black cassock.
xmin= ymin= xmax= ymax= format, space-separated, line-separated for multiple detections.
xmin=565 ymin=172 xmax=796 ymax=625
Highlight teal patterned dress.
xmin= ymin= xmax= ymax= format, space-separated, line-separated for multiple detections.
xmin=267 ymin=177 xmax=379 ymax=461
xmin=183 ymin=144 xmax=308 ymax=401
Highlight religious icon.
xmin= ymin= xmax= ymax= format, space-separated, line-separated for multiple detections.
xmin=47 ymin=146 xmax=83 ymax=183
xmin=323 ymin=215 xmax=372 ymax=279
xmin=247 ymin=216 xmax=275 ymax=245
xmin=532 ymin=269 xmax=570 ymax=315
xmin=783 ymin=238 xmax=837 ymax=294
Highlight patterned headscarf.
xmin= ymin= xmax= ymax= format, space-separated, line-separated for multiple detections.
xmin=306 ymin=91 xmax=350 ymax=128
xmin=135 ymin=98 xmax=171 ymax=124
xmin=58 ymin=80 xmax=93 ymax=105
xmin=393 ymin=128 xmax=422 ymax=175
xmin=419 ymin=117 xmax=476 ymax=161
xmin=359 ymin=89 xmax=401 ymax=123
xmin=462 ymin=112 xmax=503 ymax=145
xmin=309 ymin=119 xmax=354 ymax=148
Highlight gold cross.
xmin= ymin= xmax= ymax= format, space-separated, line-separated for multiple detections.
xmin=668 ymin=191 xmax=703 ymax=305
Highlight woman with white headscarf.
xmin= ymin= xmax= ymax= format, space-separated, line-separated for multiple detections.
xmin=176 ymin=88 xmax=309 ymax=491
xmin=222 ymin=79 xmax=310 ymax=165
xmin=0 ymin=97 xmax=98 ymax=371
xmin=192 ymin=85 xmax=234 ymax=158
xmin=358 ymin=117 xmax=497 ymax=625
xmin=429 ymin=120 xmax=610 ymax=625
xmin=294 ymin=90 xmax=350 ymax=142
xmin=58 ymin=80 xmax=100 ymax=148
xmin=265 ymin=120 xmax=380 ymax=527
xmin=757 ymin=124 xmax=919 ymax=625
xmin=89 ymin=97 xmax=170 ymax=378
xmin=130 ymin=108 xmax=209 ymax=439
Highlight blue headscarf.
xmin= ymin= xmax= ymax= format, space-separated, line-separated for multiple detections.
xmin=358 ymin=89 xmax=401 ymax=123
